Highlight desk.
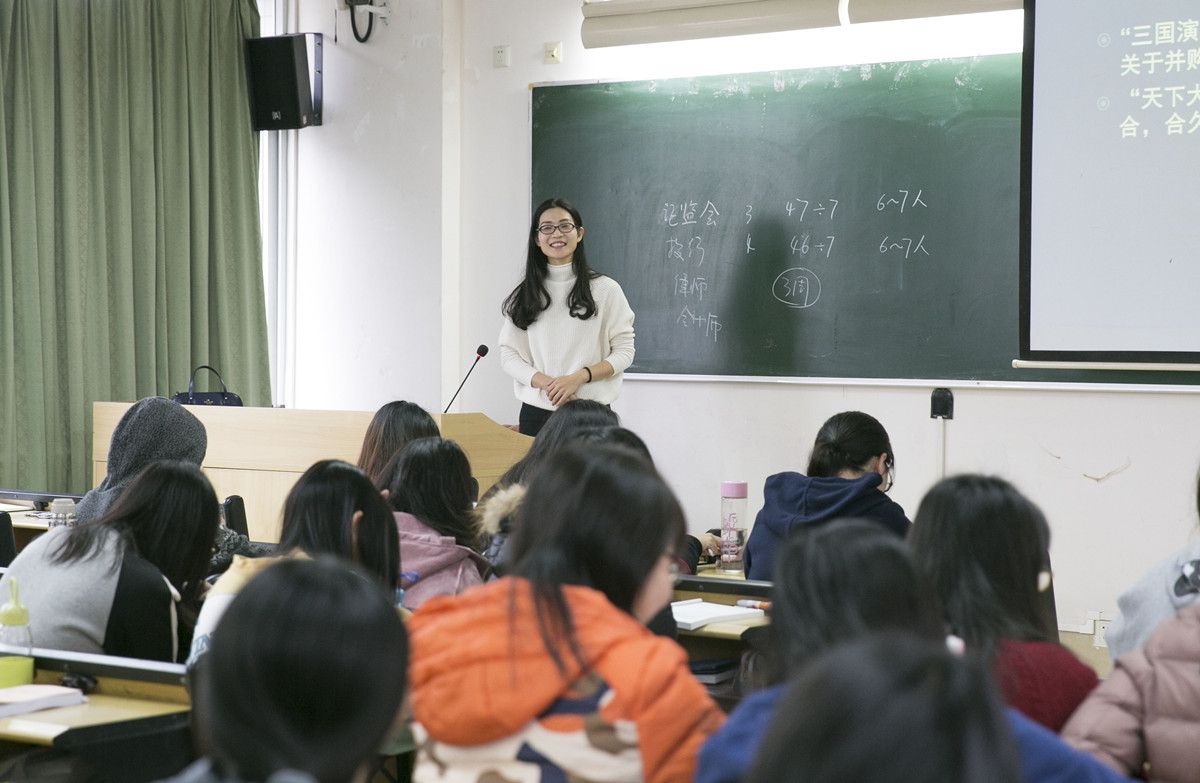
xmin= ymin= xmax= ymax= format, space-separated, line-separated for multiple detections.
xmin=673 ymin=569 xmax=770 ymax=661
xmin=6 ymin=511 xmax=49 ymax=554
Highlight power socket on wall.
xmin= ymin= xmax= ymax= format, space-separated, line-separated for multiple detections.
xmin=1093 ymin=619 xmax=1112 ymax=649
xmin=492 ymin=45 xmax=511 ymax=68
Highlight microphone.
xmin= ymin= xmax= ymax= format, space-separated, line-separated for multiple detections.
xmin=444 ymin=345 xmax=489 ymax=413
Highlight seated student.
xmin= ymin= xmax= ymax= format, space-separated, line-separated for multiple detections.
xmin=745 ymin=634 xmax=1023 ymax=783
xmin=909 ymin=475 xmax=1098 ymax=732
xmin=189 ymin=459 xmax=398 ymax=662
xmin=166 ymin=557 xmax=408 ymax=783
xmin=696 ymin=520 xmax=1131 ymax=783
xmin=477 ymin=398 xmax=618 ymax=570
xmin=380 ymin=437 xmax=488 ymax=609
xmin=408 ymin=445 xmax=724 ymax=783
xmin=356 ymin=399 xmax=441 ymax=488
xmin=3 ymin=461 xmax=218 ymax=662
xmin=1063 ymin=593 xmax=1200 ymax=780
xmin=78 ymin=396 xmax=268 ymax=574
xmin=1105 ymin=463 xmax=1200 ymax=661
xmin=742 ymin=410 xmax=909 ymax=580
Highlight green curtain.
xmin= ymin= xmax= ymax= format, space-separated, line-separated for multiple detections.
xmin=0 ymin=0 xmax=271 ymax=493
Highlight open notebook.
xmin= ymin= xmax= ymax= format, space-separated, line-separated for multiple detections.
xmin=671 ymin=598 xmax=764 ymax=631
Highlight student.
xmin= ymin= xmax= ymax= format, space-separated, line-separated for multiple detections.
xmin=380 ymin=437 xmax=487 ymax=609
xmin=499 ymin=197 xmax=635 ymax=436
xmin=408 ymin=445 xmax=724 ymax=783
xmin=189 ymin=460 xmax=398 ymax=662
xmin=909 ymin=475 xmax=1097 ymax=732
xmin=478 ymin=398 xmax=618 ymax=571
xmin=1104 ymin=463 xmax=1200 ymax=661
xmin=355 ymin=399 xmax=440 ymax=489
xmin=1063 ymin=595 xmax=1200 ymax=780
xmin=78 ymin=396 xmax=267 ymax=574
xmin=168 ymin=558 xmax=408 ymax=783
xmin=744 ymin=634 xmax=1023 ymax=783
xmin=742 ymin=410 xmax=909 ymax=580
xmin=695 ymin=520 xmax=1130 ymax=783
xmin=3 ymin=461 xmax=218 ymax=662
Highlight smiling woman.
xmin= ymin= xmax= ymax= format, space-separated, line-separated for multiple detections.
xmin=499 ymin=198 xmax=636 ymax=436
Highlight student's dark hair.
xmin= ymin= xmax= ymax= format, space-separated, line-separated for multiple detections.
xmin=492 ymin=399 xmax=619 ymax=491
xmin=279 ymin=460 xmax=399 ymax=590
xmin=806 ymin=411 xmax=895 ymax=478
xmin=745 ymin=633 xmax=1022 ymax=783
xmin=382 ymin=438 xmax=479 ymax=550
xmin=508 ymin=444 xmax=685 ymax=673
xmin=53 ymin=461 xmax=218 ymax=606
xmin=573 ymin=426 xmax=653 ymax=463
xmin=356 ymin=400 xmax=440 ymax=488
xmin=193 ymin=557 xmax=408 ymax=783
xmin=908 ymin=475 xmax=1052 ymax=651
xmin=766 ymin=519 xmax=942 ymax=682
xmin=502 ymin=197 xmax=600 ymax=329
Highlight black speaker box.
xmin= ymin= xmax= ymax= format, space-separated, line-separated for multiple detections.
xmin=245 ymin=33 xmax=323 ymax=131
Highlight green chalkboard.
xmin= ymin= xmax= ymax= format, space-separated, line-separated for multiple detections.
xmin=531 ymin=55 xmax=1200 ymax=384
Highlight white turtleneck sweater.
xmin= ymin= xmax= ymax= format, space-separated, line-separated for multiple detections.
xmin=499 ymin=263 xmax=635 ymax=410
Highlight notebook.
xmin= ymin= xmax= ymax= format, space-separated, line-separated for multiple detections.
xmin=671 ymin=598 xmax=764 ymax=631
xmin=0 ymin=684 xmax=86 ymax=718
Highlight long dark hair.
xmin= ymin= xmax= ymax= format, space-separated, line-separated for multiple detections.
xmin=491 ymin=400 xmax=618 ymax=492
xmin=766 ymin=519 xmax=943 ymax=682
xmin=508 ymin=444 xmax=685 ymax=673
xmin=908 ymin=475 xmax=1052 ymax=651
xmin=502 ymin=198 xmax=600 ymax=329
xmin=193 ymin=557 xmax=408 ymax=783
xmin=356 ymin=401 xmax=440 ymax=488
xmin=746 ymin=633 xmax=1022 ymax=783
xmin=382 ymin=438 xmax=479 ymax=550
xmin=807 ymin=411 xmax=895 ymax=478
xmin=53 ymin=461 xmax=218 ymax=605
xmin=279 ymin=460 xmax=399 ymax=590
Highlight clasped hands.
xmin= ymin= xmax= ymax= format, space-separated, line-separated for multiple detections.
xmin=534 ymin=370 xmax=587 ymax=407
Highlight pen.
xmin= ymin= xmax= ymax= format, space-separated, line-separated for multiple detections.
xmin=736 ymin=599 xmax=770 ymax=610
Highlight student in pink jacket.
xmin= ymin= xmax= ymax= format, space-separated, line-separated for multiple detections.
xmin=1063 ymin=600 xmax=1200 ymax=782
xmin=380 ymin=437 xmax=488 ymax=609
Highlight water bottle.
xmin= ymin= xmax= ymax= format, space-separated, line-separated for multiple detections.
xmin=47 ymin=498 xmax=77 ymax=529
xmin=0 ymin=577 xmax=34 ymax=687
xmin=719 ymin=481 xmax=748 ymax=574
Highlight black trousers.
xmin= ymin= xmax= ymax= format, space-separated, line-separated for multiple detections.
xmin=518 ymin=403 xmax=554 ymax=437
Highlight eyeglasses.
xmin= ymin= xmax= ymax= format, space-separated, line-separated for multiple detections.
xmin=537 ymin=221 xmax=579 ymax=235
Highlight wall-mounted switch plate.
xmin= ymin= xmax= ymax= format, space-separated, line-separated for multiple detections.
xmin=544 ymin=41 xmax=563 ymax=64
xmin=492 ymin=44 xmax=511 ymax=68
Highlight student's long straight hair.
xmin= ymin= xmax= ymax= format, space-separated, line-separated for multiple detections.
xmin=382 ymin=438 xmax=480 ymax=550
xmin=193 ymin=557 xmax=408 ymax=783
xmin=53 ymin=461 xmax=219 ymax=606
xmin=745 ymin=634 xmax=1022 ymax=783
xmin=356 ymin=400 xmax=440 ymax=488
xmin=502 ymin=197 xmax=600 ymax=330
xmin=765 ymin=519 xmax=943 ymax=683
xmin=908 ymin=475 xmax=1052 ymax=651
xmin=278 ymin=460 xmax=400 ymax=590
xmin=490 ymin=399 xmax=618 ymax=493
xmin=507 ymin=444 xmax=685 ymax=674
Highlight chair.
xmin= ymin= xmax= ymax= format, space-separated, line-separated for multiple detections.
xmin=221 ymin=496 xmax=249 ymax=538
xmin=0 ymin=513 xmax=17 ymax=568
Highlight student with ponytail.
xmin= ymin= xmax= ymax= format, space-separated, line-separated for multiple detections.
xmin=743 ymin=411 xmax=909 ymax=580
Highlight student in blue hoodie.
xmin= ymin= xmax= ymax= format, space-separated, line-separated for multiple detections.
xmin=743 ymin=410 xmax=908 ymax=580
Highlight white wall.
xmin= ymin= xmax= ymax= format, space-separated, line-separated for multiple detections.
xmin=454 ymin=1 xmax=1200 ymax=628
xmin=290 ymin=0 xmax=446 ymax=413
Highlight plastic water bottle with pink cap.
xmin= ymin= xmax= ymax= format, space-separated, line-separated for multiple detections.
xmin=719 ymin=481 xmax=748 ymax=574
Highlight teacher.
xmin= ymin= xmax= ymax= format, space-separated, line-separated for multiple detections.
xmin=499 ymin=198 xmax=635 ymax=436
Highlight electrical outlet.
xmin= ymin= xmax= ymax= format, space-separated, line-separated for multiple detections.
xmin=544 ymin=41 xmax=563 ymax=65
xmin=1093 ymin=619 xmax=1111 ymax=648
xmin=492 ymin=44 xmax=511 ymax=68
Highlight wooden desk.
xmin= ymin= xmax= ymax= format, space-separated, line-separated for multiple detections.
xmin=673 ymin=570 xmax=770 ymax=661
xmin=93 ymin=403 xmax=531 ymax=543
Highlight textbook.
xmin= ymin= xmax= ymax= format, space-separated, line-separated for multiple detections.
xmin=671 ymin=598 xmax=764 ymax=631
xmin=0 ymin=684 xmax=86 ymax=718
xmin=689 ymin=658 xmax=738 ymax=685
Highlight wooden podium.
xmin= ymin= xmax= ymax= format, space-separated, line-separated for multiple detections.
xmin=92 ymin=403 xmax=531 ymax=543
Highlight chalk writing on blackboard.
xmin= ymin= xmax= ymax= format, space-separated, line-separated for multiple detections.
xmin=772 ymin=268 xmax=822 ymax=309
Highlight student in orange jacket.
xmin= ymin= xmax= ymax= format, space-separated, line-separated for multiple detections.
xmin=407 ymin=443 xmax=724 ymax=783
